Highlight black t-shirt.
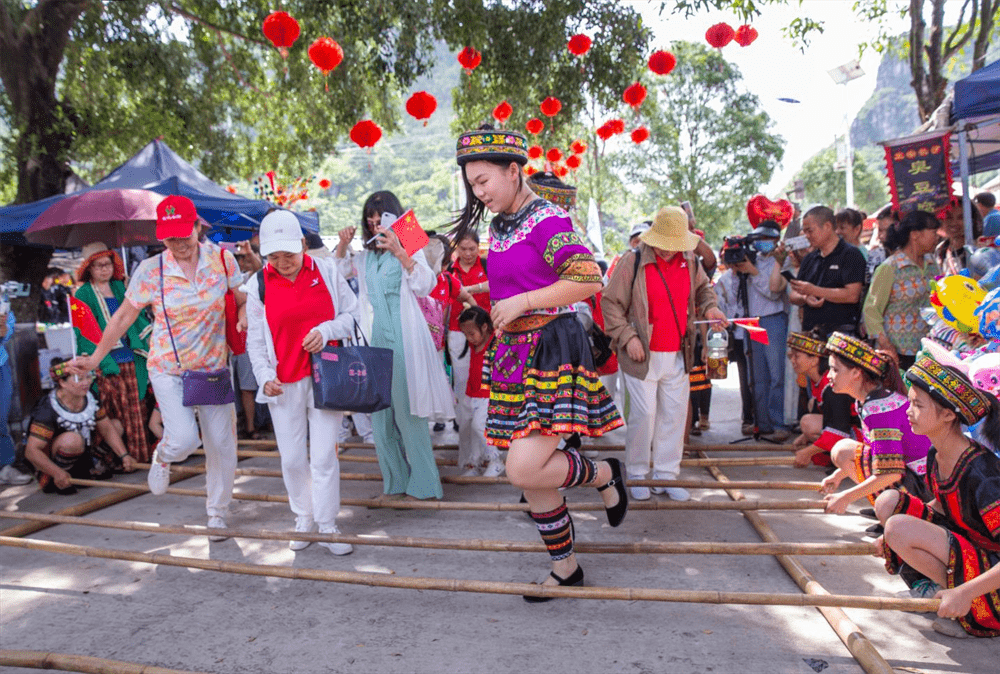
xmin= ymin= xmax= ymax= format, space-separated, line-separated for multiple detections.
xmin=796 ymin=238 xmax=865 ymax=331
xmin=28 ymin=390 xmax=105 ymax=448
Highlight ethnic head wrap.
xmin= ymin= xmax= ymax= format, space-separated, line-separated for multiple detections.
xmin=527 ymin=171 xmax=577 ymax=210
xmin=826 ymin=332 xmax=888 ymax=378
xmin=456 ymin=128 xmax=529 ymax=167
xmin=787 ymin=332 xmax=828 ymax=358
xmin=905 ymin=355 xmax=993 ymax=425
xmin=49 ymin=359 xmax=73 ymax=382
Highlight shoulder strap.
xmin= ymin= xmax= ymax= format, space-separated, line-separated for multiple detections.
xmin=256 ymin=269 xmax=266 ymax=303
xmin=159 ymin=255 xmax=182 ymax=368
xmin=630 ymin=249 xmax=642 ymax=291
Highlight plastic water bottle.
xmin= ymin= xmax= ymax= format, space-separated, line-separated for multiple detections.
xmin=706 ymin=329 xmax=729 ymax=379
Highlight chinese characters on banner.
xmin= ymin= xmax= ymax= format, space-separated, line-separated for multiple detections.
xmin=883 ymin=132 xmax=953 ymax=215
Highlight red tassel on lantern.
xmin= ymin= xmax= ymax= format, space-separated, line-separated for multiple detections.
xmin=405 ymin=91 xmax=437 ymax=126
xmin=526 ymin=118 xmax=544 ymax=135
xmin=570 ymin=140 xmax=587 ymax=155
xmin=546 ymin=148 xmax=563 ymax=163
xmin=528 ymin=145 xmax=543 ymax=160
xmin=567 ymin=34 xmax=592 ymax=56
xmin=734 ymin=25 xmax=758 ymax=47
xmin=262 ymin=11 xmax=300 ymax=59
xmin=623 ymin=82 xmax=647 ymax=109
xmin=648 ymin=50 xmax=676 ymax=76
xmin=308 ymin=37 xmax=344 ymax=91
xmin=350 ymin=120 xmax=382 ymax=150
xmin=540 ymin=97 xmax=562 ymax=117
xmin=705 ymin=23 xmax=735 ymax=49
xmin=457 ymin=46 xmax=481 ymax=74
xmin=493 ymin=100 xmax=512 ymax=125
xmin=565 ymin=155 xmax=581 ymax=170
xmin=631 ymin=127 xmax=650 ymax=144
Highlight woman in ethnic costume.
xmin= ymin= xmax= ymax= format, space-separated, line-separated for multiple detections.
xmin=451 ymin=127 xmax=627 ymax=600
xmin=73 ymin=243 xmax=153 ymax=462
xmin=873 ymin=355 xmax=1000 ymax=638
xmin=819 ymin=333 xmax=931 ymax=514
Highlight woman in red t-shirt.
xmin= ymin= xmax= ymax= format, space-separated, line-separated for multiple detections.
xmin=456 ymin=306 xmax=503 ymax=477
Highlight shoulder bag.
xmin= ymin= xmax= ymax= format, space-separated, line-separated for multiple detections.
xmin=310 ymin=318 xmax=393 ymax=414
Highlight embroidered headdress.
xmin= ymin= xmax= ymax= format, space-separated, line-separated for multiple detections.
xmin=456 ymin=128 xmax=529 ymax=167
xmin=787 ymin=332 xmax=828 ymax=358
xmin=905 ymin=355 xmax=993 ymax=425
xmin=826 ymin=332 xmax=888 ymax=378
xmin=527 ymin=171 xmax=576 ymax=210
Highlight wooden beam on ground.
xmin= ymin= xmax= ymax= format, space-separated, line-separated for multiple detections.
xmin=0 ymin=649 xmax=212 ymax=674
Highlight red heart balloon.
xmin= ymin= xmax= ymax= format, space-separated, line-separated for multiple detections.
xmin=746 ymin=195 xmax=794 ymax=228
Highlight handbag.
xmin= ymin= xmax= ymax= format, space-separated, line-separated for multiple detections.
xmin=585 ymin=297 xmax=613 ymax=368
xmin=160 ymin=255 xmax=236 ymax=407
xmin=310 ymin=319 xmax=393 ymax=414
xmin=220 ymin=249 xmax=247 ymax=355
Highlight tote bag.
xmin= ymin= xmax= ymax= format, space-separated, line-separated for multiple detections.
xmin=310 ymin=320 xmax=393 ymax=414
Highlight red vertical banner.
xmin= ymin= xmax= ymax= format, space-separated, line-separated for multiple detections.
xmin=883 ymin=132 xmax=953 ymax=215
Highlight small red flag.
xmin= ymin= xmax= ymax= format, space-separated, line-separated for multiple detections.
xmin=69 ymin=297 xmax=103 ymax=345
xmin=732 ymin=317 xmax=768 ymax=345
xmin=390 ymin=210 xmax=429 ymax=257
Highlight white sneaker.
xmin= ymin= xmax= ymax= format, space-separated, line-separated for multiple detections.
xmin=207 ymin=516 xmax=229 ymax=542
xmin=664 ymin=487 xmax=690 ymax=501
xmin=460 ymin=465 xmax=481 ymax=477
xmin=147 ymin=450 xmax=170 ymax=495
xmin=630 ymin=483 xmax=651 ymax=501
xmin=481 ymin=460 xmax=505 ymax=478
xmin=318 ymin=524 xmax=353 ymax=556
xmin=289 ymin=516 xmax=314 ymax=551
xmin=650 ymin=473 xmax=674 ymax=496
xmin=0 ymin=465 xmax=32 ymax=485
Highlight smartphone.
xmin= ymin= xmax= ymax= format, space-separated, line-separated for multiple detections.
xmin=784 ymin=235 xmax=810 ymax=251
xmin=781 ymin=269 xmax=797 ymax=282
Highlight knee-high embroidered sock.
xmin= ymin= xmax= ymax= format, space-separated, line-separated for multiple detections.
xmin=529 ymin=502 xmax=574 ymax=561
xmin=559 ymin=446 xmax=597 ymax=489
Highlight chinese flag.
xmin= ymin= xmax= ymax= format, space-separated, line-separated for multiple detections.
xmin=69 ymin=297 xmax=103 ymax=345
xmin=732 ymin=317 xmax=768 ymax=345
xmin=390 ymin=209 xmax=429 ymax=257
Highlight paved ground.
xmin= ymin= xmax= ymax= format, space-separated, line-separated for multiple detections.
xmin=1 ymin=373 xmax=996 ymax=674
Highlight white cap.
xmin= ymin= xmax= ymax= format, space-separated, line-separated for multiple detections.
xmin=629 ymin=221 xmax=651 ymax=239
xmin=259 ymin=210 xmax=303 ymax=257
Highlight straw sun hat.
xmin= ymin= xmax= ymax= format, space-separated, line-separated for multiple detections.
xmin=639 ymin=206 xmax=700 ymax=252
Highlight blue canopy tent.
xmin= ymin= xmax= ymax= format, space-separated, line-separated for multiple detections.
xmin=949 ymin=60 xmax=1000 ymax=241
xmin=0 ymin=138 xmax=319 ymax=243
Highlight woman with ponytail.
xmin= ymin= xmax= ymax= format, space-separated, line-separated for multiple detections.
xmin=872 ymin=355 xmax=1000 ymax=638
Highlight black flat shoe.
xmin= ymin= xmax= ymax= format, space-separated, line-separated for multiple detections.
xmin=432 ymin=422 xmax=446 ymax=432
xmin=523 ymin=565 xmax=584 ymax=603
xmin=865 ymin=523 xmax=884 ymax=536
xmin=597 ymin=458 xmax=628 ymax=527
xmin=859 ymin=507 xmax=878 ymax=520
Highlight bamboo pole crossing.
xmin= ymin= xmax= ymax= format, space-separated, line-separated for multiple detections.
xmin=0 ymin=649 xmax=212 ymax=674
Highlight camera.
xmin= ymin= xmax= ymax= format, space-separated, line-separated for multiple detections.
xmin=722 ymin=236 xmax=757 ymax=266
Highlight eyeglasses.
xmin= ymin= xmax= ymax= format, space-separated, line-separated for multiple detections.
xmin=91 ymin=261 xmax=114 ymax=269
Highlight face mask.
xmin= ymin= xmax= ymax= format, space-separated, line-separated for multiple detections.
xmin=753 ymin=240 xmax=776 ymax=254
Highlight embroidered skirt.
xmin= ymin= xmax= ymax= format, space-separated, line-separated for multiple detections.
xmin=883 ymin=492 xmax=1000 ymax=637
xmin=483 ymin=313 xmax=623 ymax=448
xmin=852 ymin=443 xmax=931 ymax=504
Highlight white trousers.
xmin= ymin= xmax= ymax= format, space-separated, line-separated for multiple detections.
xmin=267 ymin=378 xmax=343 ymax=526
xmin=622 ymin=351 xmax=689 ymax=479
xmin=150 ymin=371 xmax=238 ymax=518
xmin=456 ymin=396 xmax=497 ymax=468
xmin=448 ymin=330 xmax=472 ymax=444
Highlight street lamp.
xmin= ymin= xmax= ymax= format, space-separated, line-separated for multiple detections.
xmin=828 ymin=59 xmax=865 ymax=207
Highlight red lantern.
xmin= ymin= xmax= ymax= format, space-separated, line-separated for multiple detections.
xmin=607 ymin=119 xmax=625 ymax=135
xmin=405 ymin=91 xmax=437 ymax=126
xmin=746 ymin=195 xmax=794 ymax=227
xmin=596 ymin=123 xmax=613 ymax=141
xmin=631 ymin=127 xmax=650 ymax=144
xmin=546 ymin=148 xmax=563 ymax=163
xmin=540 ymin=97 xmax=562 ymax=117
xmin=567 ymin=34 xmax=592 ymax=56
xmin=262 ymin=11 xmax=300 ymax=59
xmin=493 ymin=100 xmax=513 ymax=125
xmin=350 ymin=120 xmax=382 ymax=150
xmin=570 ymin=140 xmax=587 ymax=155
xmin=734 ymin=25 xmax=758 ymax=47
xmin=648 ymin=50 xmax=676 ymax=76
xmin=318 ymin=179 xmax=332 ymax=190
xmin=526 ymin=118 xmax=544 ymax=135
xmin=554 ymin=165 xmax=569 ymax=178
xmin=457 ymin=46 xmax=481 ymax=74
xmin=623 ymin=82 xmax=647 ymax=109
xmin=528 ymin=145 xmax=543 ymax=160
xmin=308 ymin=37 xmax=344 ymax=91
xmin=565 ymin=155 xmax=581 ymax=170
xmin=525 ymin=166 xmax=539 ymax=176
xmin=705 ymin=23 xmax=735 ymax=49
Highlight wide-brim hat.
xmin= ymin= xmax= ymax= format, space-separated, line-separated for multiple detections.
xmin=527 ymin=171 xmax=576 ymax=210
xmin=76 ymin=242 xmax=125 ymax=282
xmin=640 ymin=206 xmax=701 ymax=252
xmin=456 ymin=128 xmax=529 ymax=167
xmin=905 ymin=354 xmax=993 ymax=425
xmin=826 ymin=332 xmax=888 ymax=378
xmin=787 ymin=332 xmax=828 ymax=358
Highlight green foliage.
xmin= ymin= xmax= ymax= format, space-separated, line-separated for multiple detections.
xmin=610 ymin=41 xmax=784 ymax=244
xmin=786 ymin=146 xmax=889 ymax=215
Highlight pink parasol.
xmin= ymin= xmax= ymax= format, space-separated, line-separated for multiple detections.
xmin=25 ymin=189 xmax=166 ymax=248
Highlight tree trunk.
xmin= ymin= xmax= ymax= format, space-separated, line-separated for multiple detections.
xmin=972 ymin=0 xmax=998 ymax=72
xmin=0 ymin=0 xmax=87 ymax=322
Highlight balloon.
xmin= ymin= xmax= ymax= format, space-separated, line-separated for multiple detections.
xmin=974 ymin=287 xmax=1000 ymax=341
xmin=929 ymin=275 xmax=987 ymax=334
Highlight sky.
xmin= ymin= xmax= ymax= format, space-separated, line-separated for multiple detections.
xmin=626 ymin=0 xmax=913 ymax=194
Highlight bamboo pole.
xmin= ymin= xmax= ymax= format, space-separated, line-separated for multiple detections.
xmin=0 ymin=649 xmax=213 ymax=674
xmin=197 ymin=449 xmax=458 ymax=466
xmin=66 ymin=479 xmax=826 ymax=512
xmin=702 ymin=453 xmax=896 ymax=674
xmin=149 ymin=463 xmax=821 ymax=491
xmin=0 ymin=511 xmax=876 ymax=557
xmin=332 ymin=441 xmax=796 ymax=453
xmin=0 ymin=535 xmax=939 ymax=612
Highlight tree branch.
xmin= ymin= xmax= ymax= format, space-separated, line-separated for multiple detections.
xmin=164 ymin=2 xmax=270 ymax=48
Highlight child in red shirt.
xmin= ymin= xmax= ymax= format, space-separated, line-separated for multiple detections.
xmin=457 ymin=306 xmax=503 ymax=477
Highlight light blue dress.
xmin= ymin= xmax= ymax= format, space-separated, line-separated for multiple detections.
xmin=366 ymin=252 xmax=442 ymax=499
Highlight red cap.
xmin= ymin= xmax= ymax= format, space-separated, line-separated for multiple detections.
xmin=156 ymin=195 xmax=199 ymax=240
